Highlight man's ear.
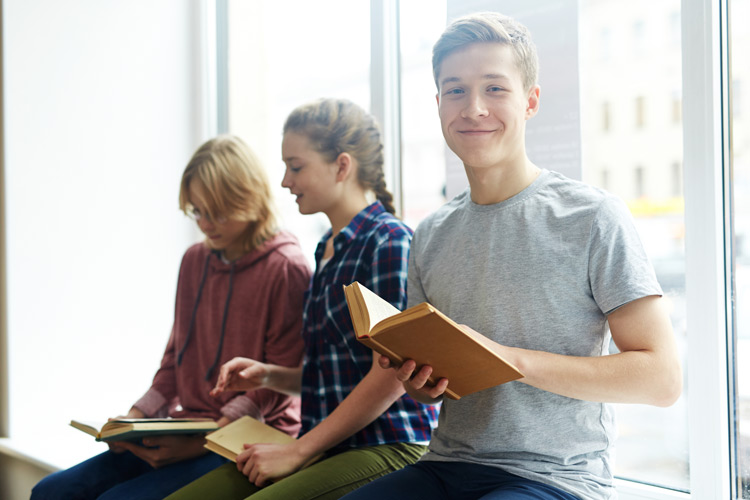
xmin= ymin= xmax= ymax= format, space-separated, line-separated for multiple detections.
xmin=335 ymin=152 xmax=354 ymax=183
xmin=525 ymin=84 xmax=541 ymax=120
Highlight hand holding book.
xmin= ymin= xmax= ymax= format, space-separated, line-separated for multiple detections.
xmin=344 ymin=281 xmax=524 ymax=400
xmin=378 ymin=356 xmax=451 ymax=404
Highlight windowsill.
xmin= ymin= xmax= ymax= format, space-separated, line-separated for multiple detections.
xmin=0 ymin=428 xmax=107 ymax=473
xmin=0 ymin=438 xmax=60 ymax=473
xmin=614 ymin=479 xmax=691 ymax=500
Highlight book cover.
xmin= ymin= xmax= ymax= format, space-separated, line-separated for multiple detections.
xmin=344 ymin=281 xmax=524 ymax=399
xmin=203 ymin=416 xmax=295 ymax=462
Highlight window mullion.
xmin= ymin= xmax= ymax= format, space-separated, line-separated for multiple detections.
xmin=682 ymin=0 xmax=732 ymax=498
xmin=370 ymin=0 xmax=403 ymax=215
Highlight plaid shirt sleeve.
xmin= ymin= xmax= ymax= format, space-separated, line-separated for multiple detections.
xmin=368 ymin=222 xmax=412 ymax=312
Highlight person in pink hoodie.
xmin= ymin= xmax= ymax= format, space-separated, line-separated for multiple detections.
xmin=31 ymin=135 xmax=311 ymax=500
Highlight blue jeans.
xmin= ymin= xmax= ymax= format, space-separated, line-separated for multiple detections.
xmin=30 ymin=450 xmax=228 ymax=500
xmin=339 ymin=461 xmax=582 ymax=500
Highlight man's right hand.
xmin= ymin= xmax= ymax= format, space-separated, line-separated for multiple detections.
xmin=378 ymin=356 xmax=448 ymax=404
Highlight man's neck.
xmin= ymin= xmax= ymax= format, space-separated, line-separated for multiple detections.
xmin=466 ymin=158 xmax=541 ymax=205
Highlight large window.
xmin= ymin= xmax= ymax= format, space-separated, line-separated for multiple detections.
xmin=579 ymin=0 xmax=688 ymax=491
xmin=398 ymin=0 xmax=448 ymax=228
xmin=225 ymin=0 xmax=371 ymax=261
xmin=1 ymin=2 xmax=745 ymax=499
xmin=218 ymin=0 xmax=747 ymax=496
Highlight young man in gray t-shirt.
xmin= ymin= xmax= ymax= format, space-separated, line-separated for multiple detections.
xmin=342 ymin=11 xmax=682 ymax=500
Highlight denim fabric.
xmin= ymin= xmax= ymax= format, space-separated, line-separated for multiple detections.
xmin=339 ymin=461 xmax=583 ymax=500
xmin=30 ymin=450 xmax=227 ymax=500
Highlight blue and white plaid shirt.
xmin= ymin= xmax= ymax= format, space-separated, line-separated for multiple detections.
xmin=299 ymin=201 xmax=438 ymax=450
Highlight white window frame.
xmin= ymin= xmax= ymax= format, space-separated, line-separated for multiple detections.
xmin=370 ymin=0 xmax=403 ymax=215
xmin=681 ymin=0 xmax=733 ymax=498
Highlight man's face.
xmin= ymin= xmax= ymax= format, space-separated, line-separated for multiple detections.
xmin=436 ymin=42 xmax=539 ymax=171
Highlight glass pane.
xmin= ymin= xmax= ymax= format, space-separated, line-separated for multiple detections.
xmin=226 ymin=0 xmax=371 ymax=259
xmin=579 ymin=0 xmax=689 ymax=490
xmin=399 ymin=0 xmax=448 ymax=229
xmin=730 ymin=0 xmax=750 ymax=495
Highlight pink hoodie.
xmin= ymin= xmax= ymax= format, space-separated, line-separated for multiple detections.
xmin=133 ymin=230 xmax=311 ymax=436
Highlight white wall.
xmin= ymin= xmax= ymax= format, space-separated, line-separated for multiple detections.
xmin=2 ymin=0 xmax=206 ymax=473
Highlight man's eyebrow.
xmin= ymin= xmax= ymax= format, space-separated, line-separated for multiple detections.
xmin=440 ymin=73 xmax=512 ymax=87
xmin=483 ymin=73 xmax=509 ymax=80
xmin=439 ymin=76 xmax=461 ymax=87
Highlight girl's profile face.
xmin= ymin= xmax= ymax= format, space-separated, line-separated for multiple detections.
xmin=188 ymin=180 xmax=250 ymax=261
xmin=280 ymin=132 xmax=341 ymax=216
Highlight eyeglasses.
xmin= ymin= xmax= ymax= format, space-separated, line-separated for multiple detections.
xmin=187 ymin=207 xmax=228 ymax=225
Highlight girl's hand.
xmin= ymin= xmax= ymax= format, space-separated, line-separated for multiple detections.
xmin=210 ymin=357 xmax=270 ymax=397
xmin=236 ymin=442 xmax=308 ymax=487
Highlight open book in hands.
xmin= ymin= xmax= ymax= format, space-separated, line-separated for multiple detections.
xmin=343 ymin=281 xmax=524 ymax=400
xmin=70 ymin=417 xmax=219 ymax=442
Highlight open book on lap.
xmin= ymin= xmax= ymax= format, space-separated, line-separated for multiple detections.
xmin=70 ymin=417 xmax=219 ymax=442
xmin=344 ymin=281 xmax=524 ymax=400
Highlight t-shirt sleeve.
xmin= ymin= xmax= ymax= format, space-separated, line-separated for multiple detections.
xmin=406 ymin=228 xmax=427 ymax=309
xmin=588 ymin=195 xmax=663 ymax=315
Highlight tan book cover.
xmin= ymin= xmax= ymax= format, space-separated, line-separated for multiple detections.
xmin=344 ymin=281 xmax=524 ymax=400
xmin=70 ymin=418 xmax=219 ymax=442
xmin=203 ymin=416 xmax=296 ymax=462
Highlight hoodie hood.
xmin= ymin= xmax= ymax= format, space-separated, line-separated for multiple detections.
xmin=178 ymin=230 xmax=305 ymax=380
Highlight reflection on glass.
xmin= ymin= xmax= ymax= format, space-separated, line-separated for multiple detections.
xmin=226 ymin=0 xmax=371 ymax=260
xmin=730 ymin=0 xmax=750 ymax=496
xmin=580 ymin=0 xmax=689 ymax=491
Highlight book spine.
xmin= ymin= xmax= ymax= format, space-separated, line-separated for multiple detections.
xmin=359 ymin=336 xmax=405 ymax=367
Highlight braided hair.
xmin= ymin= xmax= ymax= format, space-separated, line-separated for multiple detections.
xmin=283 ymin=98 xmax=396 ymax=214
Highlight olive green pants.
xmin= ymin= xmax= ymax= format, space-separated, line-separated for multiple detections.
xmin=163 ymin=442 xmax=427 ymax=500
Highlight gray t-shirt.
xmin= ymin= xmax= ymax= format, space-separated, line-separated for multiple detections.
xmin=409 ymin=169 xmax=662 ymax=500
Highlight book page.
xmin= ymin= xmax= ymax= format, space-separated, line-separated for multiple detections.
xmin=356 ymin=283 xmax=401 ymax=332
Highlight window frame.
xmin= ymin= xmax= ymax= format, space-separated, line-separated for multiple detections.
xmin=0 ymin=0 xmax=735 ymax=498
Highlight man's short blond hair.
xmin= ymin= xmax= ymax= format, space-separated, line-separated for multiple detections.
xmin=432 ymin=12 xmax=539 ymax=91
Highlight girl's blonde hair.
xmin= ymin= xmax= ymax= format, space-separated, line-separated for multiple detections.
xmin=179 ymin=135 xmax=278 ymax=252
xmin=283 ymin=98 xmax=396 ymax=214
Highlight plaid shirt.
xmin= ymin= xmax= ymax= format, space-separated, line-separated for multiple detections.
xmin=300 ymin=201 xmax=438 ymax=450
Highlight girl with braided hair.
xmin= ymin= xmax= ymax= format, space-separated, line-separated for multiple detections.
xmin=166 ymin=99 xmax=438 ymax=500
